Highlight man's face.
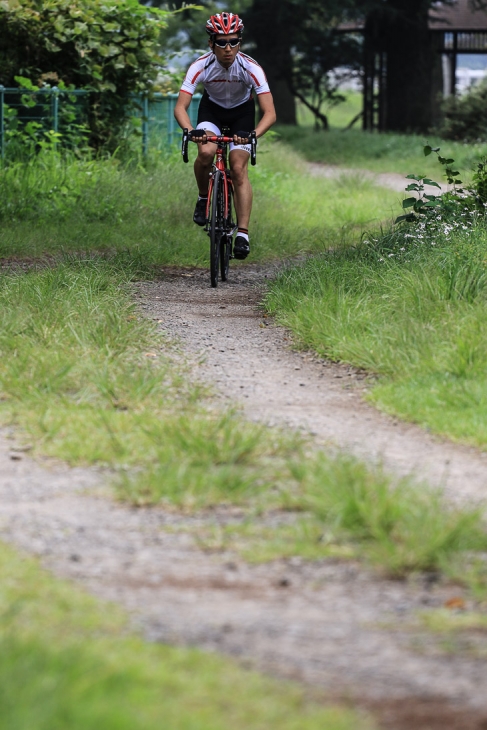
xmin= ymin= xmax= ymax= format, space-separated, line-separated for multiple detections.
xmin=210 ymin=35 xmax=241 ymax=68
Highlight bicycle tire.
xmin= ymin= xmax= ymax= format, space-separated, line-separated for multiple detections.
xmin=209 ymin=170 xmax=224 ymax=288
xmin=220 ymin=185 xmax=234 ymax=282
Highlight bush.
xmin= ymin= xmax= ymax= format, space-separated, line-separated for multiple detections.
xmin=440 ymin=80 xmax=487 ymax=143
xmin=0 ymin=0 xmax=171 ymax=151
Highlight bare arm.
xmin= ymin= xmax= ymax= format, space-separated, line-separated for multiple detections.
xmin=174 ymin=91 xmax=194 ymax=131
xmin=254 ymin=92 xmax=276 ymax=138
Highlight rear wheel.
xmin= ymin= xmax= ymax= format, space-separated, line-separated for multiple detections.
xmin=209 ymin=171 xmax=224 ymax=288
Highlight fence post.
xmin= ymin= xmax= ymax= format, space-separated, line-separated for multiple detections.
xmin=51 ymin=86 xmax=59 ymax=134
xmin=0 ymin=85 xmax=4 ymax=161
xmin=142 ymin=93 xmax=149 ymax=157
xmin=51 ymin=86 xmax=60 ymax=152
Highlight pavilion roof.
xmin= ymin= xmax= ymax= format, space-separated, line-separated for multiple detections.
xmin=338 ymin=1 xmax=487 ymax=33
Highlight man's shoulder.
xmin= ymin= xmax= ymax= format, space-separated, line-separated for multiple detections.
xmin=187 ymin=52 xmax=215 ymax=70
xmin=237 ymin=52 xmax=264 ymax=69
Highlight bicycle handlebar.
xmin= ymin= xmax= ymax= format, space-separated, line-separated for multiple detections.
xmin=181 ymin=128 xmax=257 ymax=166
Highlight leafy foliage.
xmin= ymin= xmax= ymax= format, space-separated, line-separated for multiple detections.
xmin=0 ymin=0 xmax=172 ymax=150
xmin=396 ymin=144 xmax=487 ymax=225
xmin=440 ymin=80 xmax=487 ymax=143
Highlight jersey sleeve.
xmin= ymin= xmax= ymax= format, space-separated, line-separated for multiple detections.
xmin=242 ymin=55 xmax=270 ymax=95
xmin=180 ymin=57 xmax=206 ymax=96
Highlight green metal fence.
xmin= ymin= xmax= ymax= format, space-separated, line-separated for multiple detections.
xmin=0 ymin=86 xmax=201 ymax=158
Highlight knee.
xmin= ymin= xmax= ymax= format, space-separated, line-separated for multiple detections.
xmin=231 ymin=164 xmax=247 ymax=186
xmin=197 ymin=149 xmax=214 ymax=166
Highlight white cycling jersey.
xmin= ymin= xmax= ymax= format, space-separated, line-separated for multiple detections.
xmin=180 ymin=51 xmax=270 ymax=109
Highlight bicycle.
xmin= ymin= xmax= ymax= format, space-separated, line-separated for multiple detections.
xmin=181 ymin=127 xmax=257 ymax=288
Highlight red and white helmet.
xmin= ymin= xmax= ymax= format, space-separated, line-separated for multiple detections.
xmin=206 ymin=12 xmax=244 ymax=37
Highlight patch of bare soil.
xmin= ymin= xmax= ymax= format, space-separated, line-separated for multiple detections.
xmin=308 ymin=162 xmax=410 ymax=193
xmin=1 ymin=262 xmax=487 ymax=729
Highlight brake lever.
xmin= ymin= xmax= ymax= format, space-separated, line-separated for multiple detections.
xmin=181 ymin=128 xmax=189 ymax=163
xmin=250 ymin=131 xmax=257 ymax=166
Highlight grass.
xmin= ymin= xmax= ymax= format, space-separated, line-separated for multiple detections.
xmin=275 ymin=125 xmax=487 ymax=179
xmin=0 ymin=141 xmax=399 ymax=265
xmin=0 ymin=258 xmax=486 ymax=582
xmin=265 ymin=206 xmax=487 ymax=448
xmin=0 ymin=542 xmax=370 ymax=730
xmin=296 ymin=91 xmax=362 ymax=130
xmin=3 ymin=128 xmax=487 ymax=723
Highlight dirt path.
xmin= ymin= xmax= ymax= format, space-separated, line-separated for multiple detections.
xmin=308 ymin=162 xmax=410 ymax=193
xmin=138 ymin=265 xmax=487 ymax=506
xmin=1 ymin=263 xmax=487 ymax=729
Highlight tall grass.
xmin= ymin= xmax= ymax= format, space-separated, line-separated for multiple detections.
xmin=266 ymin=214 xmax=487 ymax=447
xmin=0 ymin=142 xmax=399 ymax=265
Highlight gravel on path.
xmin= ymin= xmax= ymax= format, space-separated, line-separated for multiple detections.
xmin=138 ymin=264 xmax=487 ymax=507
xmin=1 ymin=262 xmax=487 ymax=730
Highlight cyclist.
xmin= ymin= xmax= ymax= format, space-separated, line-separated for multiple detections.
xmin=174 ymin=12 xmax=276 ymax=260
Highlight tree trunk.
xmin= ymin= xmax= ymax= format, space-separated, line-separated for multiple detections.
xmin=244 ymin=0 xmax=297 ymax=125
xmin=367 ymin=0 xmax=434 ymax=132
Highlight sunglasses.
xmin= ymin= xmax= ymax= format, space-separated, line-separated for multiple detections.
xmin=213 ymin=37 xmax=240 ymax=48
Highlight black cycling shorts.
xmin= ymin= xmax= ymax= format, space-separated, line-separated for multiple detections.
xmin=197 ymin=91 xmax=255 ymax=136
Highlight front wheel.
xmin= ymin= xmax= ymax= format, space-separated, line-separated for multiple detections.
xmin=209 ymin=170 xmax=224 ymax=288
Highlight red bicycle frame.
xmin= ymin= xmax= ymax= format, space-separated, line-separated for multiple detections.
xmin=204 ymin=136 xmax=234 ymax=227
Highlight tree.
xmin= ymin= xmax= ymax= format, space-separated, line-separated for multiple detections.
xmin=289 ymin=8 xmax=362 ymax=129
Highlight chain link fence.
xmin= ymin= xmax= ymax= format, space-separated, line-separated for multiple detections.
xmin=0 ymin=86 xmax=201 ymax=159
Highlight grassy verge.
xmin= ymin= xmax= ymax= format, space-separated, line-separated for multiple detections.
xmin=0 ymin=542 xmax=370 ymax=730
xmin=275 ymin=125 xmax=487 ymax=178
xmin=1 ymin=259 xmax=486 ymax=586
xmin=296 ymin=91 xmax=362 ymax=130
xmin=0 ymin=141 xmax=399 ymax=264
xmin=265 ymin=201 xmax=487 ymax=450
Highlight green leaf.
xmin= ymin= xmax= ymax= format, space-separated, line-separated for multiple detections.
xmin=423 ymin=179 xmax=441 ymax=189
xmin=402 ymin=197 xmax=417 ymax=209
xmin=424 ymin=145 xmax=432 ymax=156
xmin=406 ymin=174 xmax=423 ymax=181
xmin=14 ymin=76 xmax=38 ymax=91
xmin=405 ymin=184 xmax=420 ymax=191
xmin=395 ymin=213 xmax=416 ymax=224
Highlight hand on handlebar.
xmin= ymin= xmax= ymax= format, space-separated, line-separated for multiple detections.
xmin=233 ymin=130 xmax=252 ymax=145
xmin=189 ymin=129 xmax=207 ymax=144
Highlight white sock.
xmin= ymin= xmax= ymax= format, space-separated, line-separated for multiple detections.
xmin=198 ymin=195 xmax=208 ymax=201
xmin=237 ymin=231 xmax=249 ymax=242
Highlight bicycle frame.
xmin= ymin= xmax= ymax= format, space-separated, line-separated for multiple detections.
xmin=204 ymin=137 xmax=234 ymax=236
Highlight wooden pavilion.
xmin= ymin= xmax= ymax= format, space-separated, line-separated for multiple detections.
xmin=361 ymin=0 xmax=487 ymax=130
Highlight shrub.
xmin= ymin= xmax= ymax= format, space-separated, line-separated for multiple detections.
xmin=0 ymin=0 xmax=171 ymax=151
xmin=440 ymin=80 xmax=487 ymax=143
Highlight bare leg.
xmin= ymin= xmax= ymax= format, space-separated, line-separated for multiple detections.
xmin=194 ymin=142 xmax=217 ymax=196
xmin=229 ymin=150 xmax=252 ymax=229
